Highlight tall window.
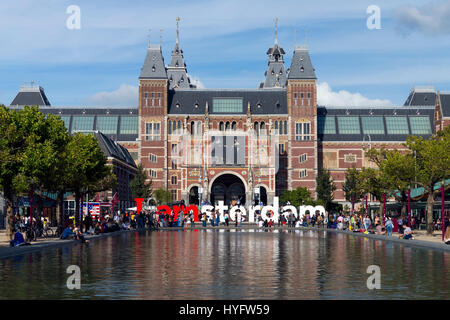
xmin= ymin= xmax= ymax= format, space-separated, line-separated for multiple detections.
xmin=145 ymin=122 xmax=161 ymax=141
xmin=294 ymin=92 xmax=298 ymax=106
xmin=299 ymin=169 xmax=307 ymax=178
xmin=149 ymin=169 xmax=157 ymax=178
xmin=295 ymin=122 xmax=311 ymax=141
xmin=157 ymin=93 xmax=161 ymax=106
xmin=151 ymin=93 xmax=155 ymax=106
xmin=171 ymin=176 xmax=177 ymax=185
xmin=144 ymin=92 xmax=148 ymax=106
xmin=279 ymin=143 xmax=285 ymax=155
xmin=149 ymin=153 xmax=157 ymax=163
xmin=171 ymin=190 xmax=177 ymax=201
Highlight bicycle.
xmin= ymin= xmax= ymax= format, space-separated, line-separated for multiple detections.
xmin=41 ymin=225 xmax=54 ymax=238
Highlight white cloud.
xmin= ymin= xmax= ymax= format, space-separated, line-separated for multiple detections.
xmin=189 ymin=75 xmax=205 ymax=89
xmin=395 ymin=0 xmax=450 ymax=35
xmin=317 ymin=82 xmax=393 ymax=107
xmin=89 ymin=84 xmax=138 ymax=106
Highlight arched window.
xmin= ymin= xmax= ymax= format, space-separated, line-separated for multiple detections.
xmin=225 ymin=121 xmax=230 ymax=131
xmin=196 ymin=122 xmax=202 ymax=135
xmin=219 ymin=122 xmax=224 ymax=131
xmin=177 ymin=121 xmax=181 ymax=132
xmin=279 ymin=121 xmax=283 ymax=135
xmin=260 ymin=122 xmax=265 ymax=135
xmin=172 ymin=121 xmax=176 ymax=134
xmin=231 ymin=121 xmax=236 ymax=131
xmin=274 ymin=121 xmax=278 ymax=133
xmin=168 ymin=121 xmax=172 ymax=134
xmin=191 ymin=121 xmax=195 ymax=135
xmin=284 ymin=120 xmax=287 ymax=135
xmin=254 ymin=122 xmax=259 ymax=135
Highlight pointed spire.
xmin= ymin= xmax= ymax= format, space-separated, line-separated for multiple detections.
xmin=176 ymin=17 xmax=180 ymax=44
xmin=274 ymin=17 xmax=278 ymax=45
xmin=160 ymin=29 xmax=163 ymax=45
xmin=147 ymin=28 xmax=151 ymax=47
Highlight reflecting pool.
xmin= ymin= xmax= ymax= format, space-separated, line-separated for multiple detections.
xmin=1 ymin=229 xmax=449 ymax=299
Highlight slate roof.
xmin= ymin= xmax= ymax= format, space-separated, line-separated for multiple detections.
xmin=403 ymin=87 xmax=436 ymax=106
xmin=317 ymin=105 xmax=434 ymax=142
xmin=439 ymin=93 xmax=450 ymax=117
xmin=139 ymin=45 xmax=167 ymax=79
xmin=263 ymin=42 xmax=287 ymax=88
xmin=167 ymin=89 xmax=288 ymax=115
xmin=93 ymin=131 xmax=137 ymax=168
xmin=287 ymin=46 xmax=316 ymax=80
xmin=10 ymin=86 xmax=51 ymax=106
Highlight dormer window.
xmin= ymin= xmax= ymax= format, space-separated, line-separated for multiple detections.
xmin=194 ymin=103 xmax=199 ymax=108
xmin=152 ymin=65 xmax=156 ymax=72
xmin=257 ymin=103 xmax=262 ymax=108
xmin=300 ymin=66 xmax=304 ymax=72
xmin=279 ymin=70 xmax=283 ymax=74
xmin=271 ymin=70 xmax=274 ymax=75
xmin=176 ymin=103 xmax=180 ymax=108
xmin=180 ymin=77 xmax=184 ymax=82
xmin=175 ymin=61 xmax=179 ymax=67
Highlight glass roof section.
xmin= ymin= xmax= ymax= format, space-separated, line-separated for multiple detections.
xmin=337 ymin=116 xmax=360 ymax=134
xmin=361 ymin=117 xmax=384 ymax=134
xmin=385 ymin=116 xmax=409 ymax=134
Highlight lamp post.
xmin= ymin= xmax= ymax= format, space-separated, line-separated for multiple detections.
xmin=408 ymin=188 xmax=411 ymax=228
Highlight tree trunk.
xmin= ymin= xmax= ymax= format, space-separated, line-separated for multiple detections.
xmin=75 ymin=191 xmax=81 ymax=226
xmin=4 ymin=188 xmax=15 ymax=240
xmin=426 ymin=191 xmax=435 ymax=235
xmin=379 ymin=200 xmax=384 ymax=219
xmin=401 ymin=202 xmax=407 ymax=219
xmin=56 ymin=189 xmax=64 ymax=227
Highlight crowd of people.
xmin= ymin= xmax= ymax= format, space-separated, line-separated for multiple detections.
xmin=8 ymin=205 xmax=450 ymax=246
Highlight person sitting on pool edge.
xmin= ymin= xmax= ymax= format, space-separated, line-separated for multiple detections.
xmin=399 ymin=225 xmax=413 ymax=240
xmin=60 ymin=225 xmax=75 ymax=240
xmin=9 ymin=228 xmax=29 ymax=247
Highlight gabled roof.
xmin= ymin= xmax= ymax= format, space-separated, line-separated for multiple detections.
xmin=403 ymin=87 xmax=435 ymax=106
xmin=94 ymin=131 xmax=137 ymax=168
xmin=10 ymin=85 xmax=51 ymax=106
xmin=139 ymin=45 xmax=167 ymax=79
xmin=439 ymin=93 xmax=450 ymax=118
xmin=167 ymin=40 xmax=193 ymax=89
xmin=287 ymin=46 xmax=316 ymax=80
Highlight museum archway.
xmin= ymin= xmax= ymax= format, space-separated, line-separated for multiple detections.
xmin=210 ymin=174 xmax=246 ymax=206
xmin=189 ymin=186 xmax=199 ymax=205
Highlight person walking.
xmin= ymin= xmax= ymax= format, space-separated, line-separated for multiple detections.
xmin=224 ymin=211 xmax=229 ymax=227
xmin=385 ymin=217 xmax=393 ymax=236
xmin=397 ymin=216 xmax=403 ymax=235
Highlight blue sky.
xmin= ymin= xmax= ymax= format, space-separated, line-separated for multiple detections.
xmin=1 ymin=0 xmax=450 ymax=107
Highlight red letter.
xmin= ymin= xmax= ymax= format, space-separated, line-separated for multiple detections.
xmin=135 ymin=198 xmax=145 ymax=213
xmin=182 ymin=205 xmax=199 ymax=221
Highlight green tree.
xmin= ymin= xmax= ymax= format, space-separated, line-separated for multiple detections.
xmin=64 ymin=132 xmax=111 ymax=224
xmin=280 ymin=187 xmax=316 ymax=207
xmin=405 ymin=126 xmax=450 ymax=235
xmin=129 ymin=164 xmax=152 ymax=200
xmin=0 ymin=106 xmax=70 ymax=238
xmin=343 ymin=167 xmax=363 ymax=209
xmin=316 ymin=168 xmax=336 ymax=212
xmin=365 ymin=146 xmax=416 ymax=218
xmin=154 ymin=188 xmax=172 ymax=205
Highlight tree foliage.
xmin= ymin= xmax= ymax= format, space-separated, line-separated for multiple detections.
xmin=316 ymin=168 xmax=337 ymax=211
xmin=129 ymin=164 xmax=152 ymax=200
xmin=154 ymin=188 xmax=172 ymax=205
xmin=279 ymin=187 xmax=318 ymax=207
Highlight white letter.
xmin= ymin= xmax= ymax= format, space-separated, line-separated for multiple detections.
xmin=66 ymin=5 xmax=81 ymax=30
xmin=366 ymin=265 xmax=381 ymax=289
xmin=216 ymin=201 xmax=228 ymax=219
xmin=366 ymin=5 xmax=381 ymax=30
xmin=261 ymin=197 xmax=279 ymax=222
xmin=66 ymin=265 xmax=81 ymax=289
